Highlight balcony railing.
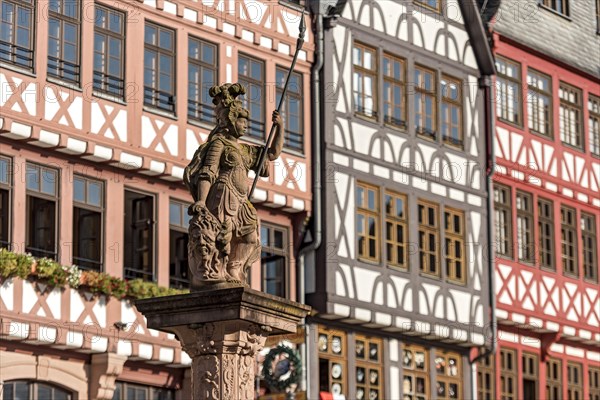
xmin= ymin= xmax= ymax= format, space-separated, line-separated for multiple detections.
xmin=187 ymin=99 xmax=215 ymax=124
xmin=144 ymin=86 xmax=175 ymax=113
xmin=93 ymin=70 xmax=124 ymax=99
xmin=47 ymin=55 xmax=80 ymax=84
xmin=0 ymin=40 xmax=34 ymax=70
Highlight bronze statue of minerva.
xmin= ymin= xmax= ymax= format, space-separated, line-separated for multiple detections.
xmin=183 ymin=83 xmax=284 ymax=289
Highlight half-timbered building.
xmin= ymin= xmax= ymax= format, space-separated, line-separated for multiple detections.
xmin=303 ymin=1 xmax=496 ymax=398
xmin=0 ymin=0 xmax=313 ymax=397
xmin=477 ymin=1 xmax=600 ymax=399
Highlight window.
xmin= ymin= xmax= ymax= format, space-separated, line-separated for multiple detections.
xmin=0 ymin=0 xmax=34 ymax=70
xmin=2 ymin=380 xmax=72 ymax=400
xmin=402 ymin=345 xmax=429 ymax=400
xmin=567 ymin=362 xmax=582 ymax=400
xmin=124 ymin=190 xmax=155 ymax=281
xmin=582 ymin=212 xmax=598 ymax=282
xmin=26 ymin=163 xmax=58 ymax=259
xmin=318 ymin=327 xmax=347 ymax=396
xmin=357 ymin=182 xmax=379 ymax=262
xmin=144 ymin=22 xmax=175 ymax=113
xmin=260 ymin=224 xmax=288 ymax=298
xmin=477 ymin=356 xmax=495 ymax=400
xmin=444 ymin=208 xmax=465 ymax=283
xmin=546 ymin=358 xmax=562 ymax=400
xmin=590 ymin=366 xmax=600 ymax=400
xmin=559 ymin=83 xmax=583 ymax=149
xmin=188 ymin=37 xmax=217 ymax=124
xmin=527 ymin=69 xmax=552 ymax=137
xmin=441 ymin=76 xmax=463 ymax=147
xmin=516 ymin=191 xmax=534 ymax=263
xmin=238 ymin=54 xmax=265 ymax=139
xmin=93 ymin=5 xmax=125 ymax=98
xmin=276 ymin=68 xmax=303 ymax=152
xmin=169 ymin=200 xmax=190 ymax=289
xmin=496 ymin=57 xmax=521 ymax=125
xmin=353 ymin=42 xmax=377 ymax=118
xmin=383 ymin=53 xmax=406 ymax=128
xmin=522 ymin=352 xmax=539 ymax=400
xmin=113 ymin=382 xmax=173 ymax=400
xmin=435 ymin=352 xmax=462 ymax=400
xmin=355 ymin=335 xmax=383 ymax=400
xmin=418 ymin=200 xmax=439 ymax=276
xmin=73 ymin=176 xmax=103 ymax=271
xmin=0 ymin=156 xmax=11 ymax=248
xmin=494 ymin=184 xmax=512 ymax=258
xmin=538 ymin=198 xmax=555 ymax=269
xmin=597 ymin=0 xmax=600 ymax=33
xmin=385 ymin=191 xmax=407 ymax=269
xmin=589 ymin=94 xmax=600 ymax=156
xmin=48 ymin=0 xmax=80 ymax=83
xmin=561 ymin=205 xmax=578 ymax=276
xmin=500 ymin=349 xmax=518 ymax=400
xmin=540 ymin=0 xmax=569 ymax=16
xmin=415 ymin=0 xmax=441 ymax=12
xmin=414 ymin=66 xmax=436 ymax=139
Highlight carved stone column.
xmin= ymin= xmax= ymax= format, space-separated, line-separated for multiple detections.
xmin=136 ymin=284 xmax=310 ymax=400
xmin=89 ymin=353 xmax=128 ymax=400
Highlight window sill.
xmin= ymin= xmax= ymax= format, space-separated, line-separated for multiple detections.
xmin=47 ymin=76 xmax=82 ymax=92
xmin=528 ymin=129 xmax=554 ymax=142
xmin=538 ymin=4 xmax=572 ymax=21
xmin=188 ymin=118 xmax=215 ymax=131
xmin=0 ymin=62 xmax=35 ymax=77
xmin=446 ymin=278 xmax=467 ymax=286
xmin=497 ymin=118 xmax=523 ymax=131
xmin=354 ymin=112 xmax=379 ymax=124
xmin=387 ymin=264 xmax=409 ymax=273
xmin=384 ymin=122 xmax=408 ymax=133
xmin=143 ymin=106 xmax=177 ymax=121
xmin=282 ymin=147 xmax=305 ymax=158
xmin=560 ymin=141 xmax=585 ymax=154
xmin=419 ymin=271 xmax=441 ymax=280
xmin=357 ymin=257 xmax=382 ymax=267
xmin=591 ymin=153 xmax=600 ymax=160
xmin=93 ymin=90 xmax=126 ymax=106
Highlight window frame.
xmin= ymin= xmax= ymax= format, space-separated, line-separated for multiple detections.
xmin=402 ymin=344 xmax=430 ymax=400
xmin=589 ymin=94 xmax=600 ymax=157
xmin=276 ymin=66 xmax=304 ymax=152
xmin=477 ymin=355 xmax=495 ymax=400
xmin=382 ymin=52 xmax=406 ymax=129
xmin=354 ymin=335 xmax=383 ymax=400
xmin=500 ymin=348 xmax=518 ymax=400
xmin=2 ymin=380 xmax=73 ymax=400
xmin=414 ymin=0 xmax=441 ymax=13
xmin=113 ymin=381 xmax=174 ymax=400
xmin=582 ymin=212 xmax=598 ymax=283
xmin=169 ymin=199 xmax=190 ymax=289
xmin=546 ymin=357 xmax=562 ymax=400
xmin=356 ymin=182 xmax=380 ymax=263
xmin=444 ymin=207 xmax=466 ymax=284
xmin=516 ymin=191 xmax=534 ymax=264
xmin=123 ymin=188 xmax=156 ymax=281
xmin=317 ymin=327 xmax=347 ymax=396
xmin=566 ymin=362 xmax=583 ymax=400
xmin=0 ymin=0 xmax=35 ymax=71
xmin=93 ymin=3 xmax=126 ymax=99
xmin=72 ymin=175 xmax=104 ymax=271
xmin=384 ymin=190 xmax=408 ymax=270
xmin=495 ymin=56 xmax=522 ymax=127
xmin=188 ymin=35 xmax=218 ymax=125
xmin=47 ymin=0 xmax=81 ymax=84
xmin=25 ymin=162 xmax=59 ymax=260
xmin=538 ymin=197 xmax=555 ymax=270
xmin=418 ymin=199 xmax=440 ymax=277
xmin=414 ymin=64 xmax=437 ymax=140
xmin=494 ymin=184 xmax=513 ymax=258
xmin=144 ymin=21 xmax=176 ymax=113
xmin=238 ymin=53 xmax=265 ymax=140
xmin=352 ymin=41 xmax=378 ymax=119
xmin=522 ymin=352 xmax=539 ymax=400
xmin=0 ymin=155 xmax=12 ymax=249
xmin=539 ymin=0 xmax=570 ymax=17
xmin=435 ymin=351 xmax=462 ymax=400
xmin=590 ymin=366 xmax=600 ymax=400
xmin=440 ymin=74 xmax=463 ymax=148
xmin=561 ymin=205 xmax=578 ymax=277
xmin=527 ymin=68 xmax=553 ymax=138
xmin=260 ymin=222 xmax=289 ymax=298
xmin=559 ymin=82 xmax=583 ymax=150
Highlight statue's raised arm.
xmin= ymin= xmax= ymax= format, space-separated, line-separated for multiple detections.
xmin=183 ymin=83 xmax=284 ymax=289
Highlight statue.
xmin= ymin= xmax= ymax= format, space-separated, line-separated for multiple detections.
xmin=183 ymin=83 xmax=284 ymax=288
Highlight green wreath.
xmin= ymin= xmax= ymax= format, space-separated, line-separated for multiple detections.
xmin=262 ymin=345 xmax=302 ymax=392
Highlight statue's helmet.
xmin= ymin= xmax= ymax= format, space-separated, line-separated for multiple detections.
xmin=209 ymin=83 xmax=250 ymax=128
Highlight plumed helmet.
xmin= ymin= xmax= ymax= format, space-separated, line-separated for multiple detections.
xmin=209 ymin=83 xmax=250 ymax=128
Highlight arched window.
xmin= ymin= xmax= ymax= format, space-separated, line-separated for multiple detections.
xmin=2 ymin=380 xmax=72 ymax=400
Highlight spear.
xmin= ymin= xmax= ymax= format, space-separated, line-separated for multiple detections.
xmin=248 ymin=12 xmax=306 ymax=200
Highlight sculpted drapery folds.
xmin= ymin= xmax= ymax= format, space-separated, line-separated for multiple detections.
xmin=184 ymin=83 xmax=284 ymax=288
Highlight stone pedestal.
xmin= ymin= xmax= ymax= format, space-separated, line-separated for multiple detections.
xmin=136 ymin=284 xmax=311 ymax=400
